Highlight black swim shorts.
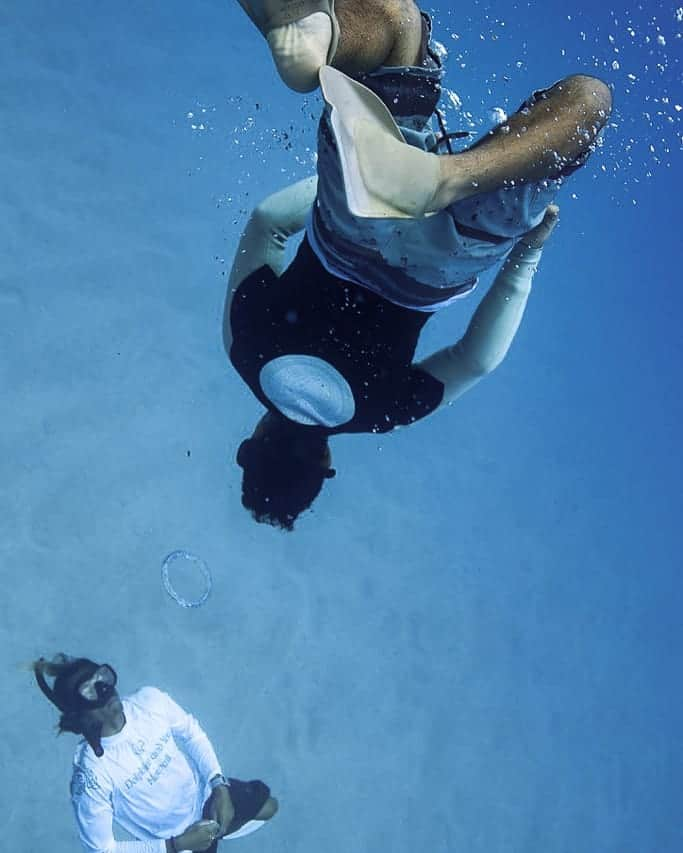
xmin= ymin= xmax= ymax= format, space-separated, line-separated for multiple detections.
xmin=202 ymin=777 xmax=271 ymax=844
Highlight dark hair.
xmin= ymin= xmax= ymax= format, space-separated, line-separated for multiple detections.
xmin=236 ymin=418 xmax=335 ymax=531
xmin=33 ymin=655 xmax=106 ymax=757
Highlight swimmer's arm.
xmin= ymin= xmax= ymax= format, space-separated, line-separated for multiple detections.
xmin=417 ymin=242 xmax=543 ymax=406
xmin=418 ymin=205 xmax=559 ymax=406
xmin=71 ymin=767 xmax=165 ymax=853
xmin=223 ymin=176 xmax=318 ymax=352
xmin=161 ymin=690 xmax=224 ymax=783
xmin=227 ymin=176 xmax=318 ymax=286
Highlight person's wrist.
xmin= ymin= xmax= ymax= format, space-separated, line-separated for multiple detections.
xmin=516 ymin=238 xmax=544 ymax=253
xmin=168 ymin=833 xmax=184 ymax=852
xmin=209 ymin=773 xmax=229 ymax=791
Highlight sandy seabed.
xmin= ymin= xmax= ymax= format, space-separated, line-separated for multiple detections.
xmin=1 ymin=2 xmax=682 ymax=852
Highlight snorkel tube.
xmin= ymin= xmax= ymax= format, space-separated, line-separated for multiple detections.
xmin=33 ymin=656 xmax=106 ymax=758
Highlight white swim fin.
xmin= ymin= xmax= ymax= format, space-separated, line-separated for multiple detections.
xmin=319 ymin=66 xmax=441 ymax=219
xmin=224 ymin=819 xmax=266 ymax=840
xmin=237 ymin=0 xmax=339 ymax=92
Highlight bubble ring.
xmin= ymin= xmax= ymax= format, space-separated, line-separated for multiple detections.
xmin=161 ymin=550 xmax=212 ymax=608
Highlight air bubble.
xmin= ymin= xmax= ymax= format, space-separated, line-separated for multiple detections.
xmin=488 ymin=107 xmax=508 ymax=126
xmin=432 ymin=40 xmax=449 ymax=61
xmin=161 ymin=551 xmax=212 ymax=608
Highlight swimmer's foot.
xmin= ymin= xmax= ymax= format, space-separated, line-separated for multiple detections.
xmin=320 ymin=66 xmax=442 ymax=219
xmin=427 ymin=156 xmax=485 ymax=211
xmin=427 ymin=75 xmax=613 ymax=209
xmin=352 ymin=120 xmax=442 ymax=218
xmin=238 ymin=0 xmax=338 ymax=92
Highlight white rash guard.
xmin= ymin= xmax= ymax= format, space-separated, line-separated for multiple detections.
xmin=417 ymin=243 xmax=542 ymax=406
xmin=224 ymin=178 xmax=545 ymax=415
xmin=70 ymin=687 xmax=223 ymax=853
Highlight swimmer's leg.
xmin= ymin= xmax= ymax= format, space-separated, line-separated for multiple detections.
xmin=333 ymin=73 xmax=612 ymax=218
xmin=236 ymin=0 xmax=421 ymax=91
xmin=429 ymin=74 xmax=613 ymax=211
xmin=255 ymin=797 xmax=279 ymax=820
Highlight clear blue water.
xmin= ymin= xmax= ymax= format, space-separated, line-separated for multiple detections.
xmin=2 ymin=1 xmax=681 ymax=851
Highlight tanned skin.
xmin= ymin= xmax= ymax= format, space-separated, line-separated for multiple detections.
xmin=331 ymin=0 xmax=612 ymax=210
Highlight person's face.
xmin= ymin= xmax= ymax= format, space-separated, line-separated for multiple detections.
xmin=87 ymin=689 xmax=125 ymax=734
xmin=76 ymin=666 xmax=124 ymax=734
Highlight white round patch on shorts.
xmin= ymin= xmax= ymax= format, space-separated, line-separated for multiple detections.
xmin=259 ymin=355 xmax=355 ymax=427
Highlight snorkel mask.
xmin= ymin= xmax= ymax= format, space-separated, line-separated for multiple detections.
xmin=34 ymin=656 xmax=119 ymax=757
xmin=71 ymin=664 xmax=118 ymax=709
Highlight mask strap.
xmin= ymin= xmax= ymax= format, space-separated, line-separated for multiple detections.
xmin=34 ymin=660 xmax=67 ymax=712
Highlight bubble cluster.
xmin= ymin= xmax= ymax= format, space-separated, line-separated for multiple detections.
xmin=432 ymin=1 xmax=681 ymax=205
xmin=184 ymin=3 xmax=679 ymax=215
xmin=183 ymin=93 xmax=319 ymax=225
xmin=185 ymin=104 xmax=215 ymax=132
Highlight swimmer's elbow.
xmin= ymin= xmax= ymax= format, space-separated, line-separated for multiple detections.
xmin=461 ymin=347 xmax=507 ymax=379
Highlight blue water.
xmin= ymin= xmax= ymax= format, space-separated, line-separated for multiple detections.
xmin=2 ymin=1 xmax=681 ymax=851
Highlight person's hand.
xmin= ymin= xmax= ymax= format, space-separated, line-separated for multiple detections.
xmin=205 ymin=785 xmax=236 ymax=838
xmin=520 ymin=204 xmax=560 ymax=249
xmin=174 ymin=819 xmax=220 ymax=852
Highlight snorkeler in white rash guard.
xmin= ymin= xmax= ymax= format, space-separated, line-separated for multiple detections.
xmin=33 ymin=655 xmax=278 ymax=853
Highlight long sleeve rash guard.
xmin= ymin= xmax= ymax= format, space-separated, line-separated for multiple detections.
xmin=70 ymin=687 xmax=223 ymax=853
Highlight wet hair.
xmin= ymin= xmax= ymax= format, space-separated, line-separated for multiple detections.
xmin=33 ymin=655 xmax=106 ymax=757
xmin=236 ymin=417 xmax=335 ymax=531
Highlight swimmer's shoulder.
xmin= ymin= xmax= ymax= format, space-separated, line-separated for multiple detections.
xmin=124 ymin=685 xmax=168 ymax=713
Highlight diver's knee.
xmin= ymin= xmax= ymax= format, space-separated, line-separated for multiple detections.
xmin=257 ymin=796 xmax=279 ymax=820
xmin=563 ymin=74 xmax=613 ymax=123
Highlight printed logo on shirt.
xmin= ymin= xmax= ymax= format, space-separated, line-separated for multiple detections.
xmin=123 ymin=730 xmax=173 ymax=791
xmin=130 ymin=739 xmax=146 ymax=756
xmin=147 ymin=753 xmax=173 ymax=785
xmin=71 ymin=766 xmax=105 ymax=800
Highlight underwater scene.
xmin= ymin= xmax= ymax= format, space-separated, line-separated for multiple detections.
xmin=2 ymin=1 xmax=681 ymax=851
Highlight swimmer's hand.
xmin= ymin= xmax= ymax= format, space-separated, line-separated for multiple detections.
xmin=168 ymin=820 xmax=220 ymax=852
xmin=205 ymin=784 xmax=236 ymax=838
xmin=520 ymin=204 xmax=560 ymax=249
